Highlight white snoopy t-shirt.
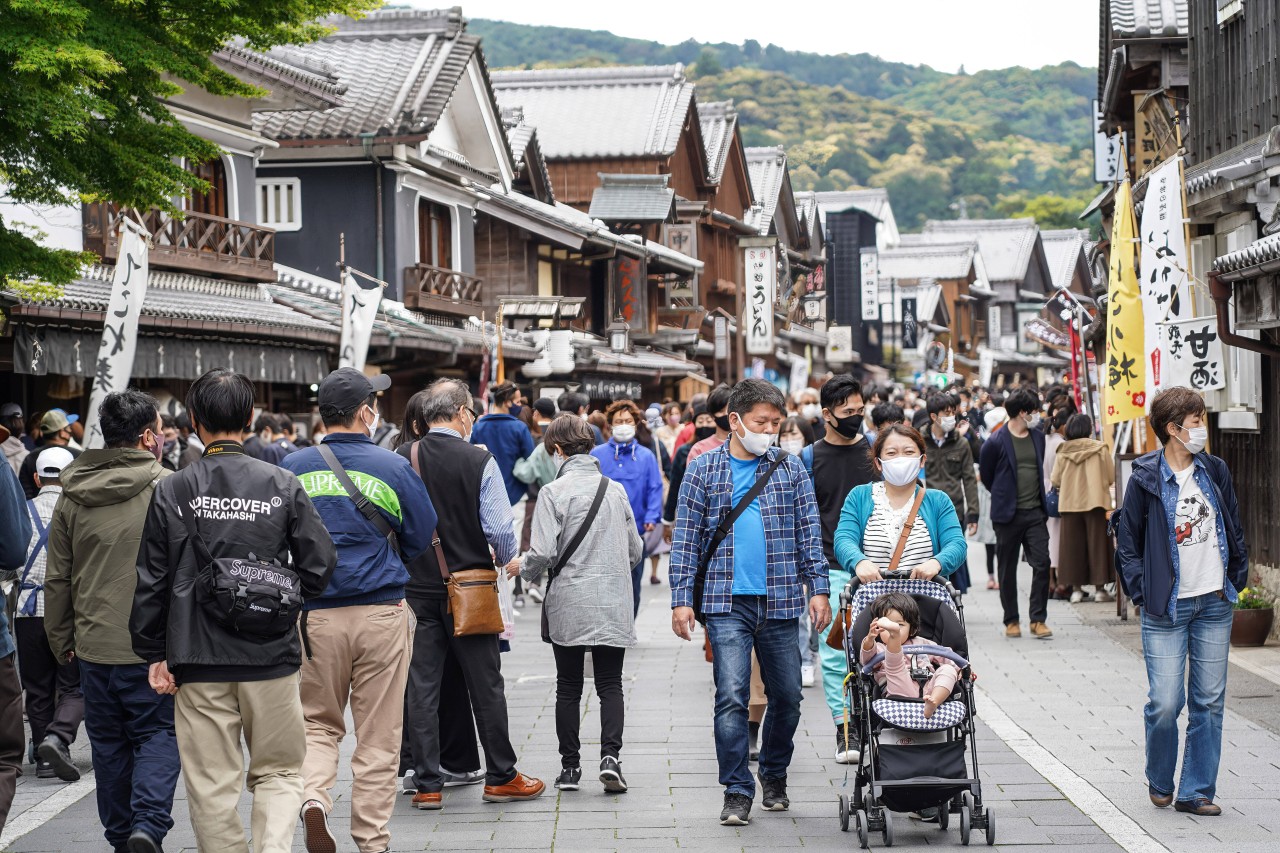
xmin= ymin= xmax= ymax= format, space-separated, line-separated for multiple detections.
xmin=1172 ymin=465 xmax=1224 ymax=599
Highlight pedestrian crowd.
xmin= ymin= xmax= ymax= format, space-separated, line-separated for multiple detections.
xmin=0 ymin=367 xmax=1248 ymax=849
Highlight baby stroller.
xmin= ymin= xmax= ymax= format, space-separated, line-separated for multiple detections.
xmin=834 ymin=569 xmax=995 ymax=847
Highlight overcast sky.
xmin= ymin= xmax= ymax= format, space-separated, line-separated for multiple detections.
xmin=425 ymin=0 xmax=1100 ymax=72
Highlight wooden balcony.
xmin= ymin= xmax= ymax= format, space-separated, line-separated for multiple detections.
xmin=402 ymin=263 xmax=483 ymax=316
xmin=83 ymin=204 xmax=276 ymax=282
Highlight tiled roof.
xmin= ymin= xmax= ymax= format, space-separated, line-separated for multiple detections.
xmin=879 ymin=242 xmax=978 ymax=281
xmin=491 ymin=65 xmax=694 ymax=159
xmin=1040 ymin=229 xmax=1090 ymax=292
xmin=215 ymin=44 xmax=346 ymax=110
xmin=921 ymin=218 xmax=1040 ymax=283
xmin=793 ymin=191 xmax=820 ymax=236
xmin=699 ymin=100 xmax=738 ymax=185
xmin=253 ymin=8 xmax=479 ymax=141
xmin=6 ymin=265 xmax=334 ymax=337
xmin=1110 ymin=0 xmax=1188 ymax=39
xmin=813 ymin=189 xmax=892 ymax=223
xmin=1212 ymin=232 xmax=1280 ymax=280
xmin=502 ymin=107 xmax=555 ymax=203
xmin=745 ymin=146 xmax=788 ymax=235
xmin=588 ymin=174 xmax=676 ymax=223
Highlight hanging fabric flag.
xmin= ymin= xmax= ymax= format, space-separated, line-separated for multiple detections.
xmin=84 ymin=218 xmax=151 ymax=449
xmin=1105 ymin=177 xmax=1146 ymax=424
xmin=338 ymin=271 xmax=382 ymax=370
xmin=1163 ymin=316 xmax=1227 ymax=392
xmin=1138 ymin=155 xmax=1192 ymax=404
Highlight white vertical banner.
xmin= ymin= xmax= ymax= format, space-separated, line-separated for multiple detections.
xmin=860 ymin=250 xmax=879 ymax=321
xmin=1093 ymin=100 xmax=1123 ymax=183
xmin=978 ymin=348 xmax=995 ymax=387
xmin=84 ymin=219 xmax=150 ymax=450
xmin=1138 ymin=156 xmax=1192 ymax=404
xmin=744 ymin=245 xmax=776 ymax=356
xmin=1163 ymin=316 xmax=1227 ymax=391
xmin=987 ymin=305 xmax=1002 ymax=345
xmin=338 ymin=271 xmax=383 ymax=370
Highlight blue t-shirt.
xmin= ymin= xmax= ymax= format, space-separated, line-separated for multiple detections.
xmin=729 ymin=454 xmax=767 ymax=595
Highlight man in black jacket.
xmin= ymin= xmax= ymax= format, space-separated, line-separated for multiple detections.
xmin=132 ymin=369 xmax=336 ymax=853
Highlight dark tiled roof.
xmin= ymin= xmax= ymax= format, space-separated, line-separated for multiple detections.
xmin=503 ymin=106 xmax=554 ymax=203
xmin=1212 ymin=232 xmax=1280 ymax=280
xmin=921 ymin=218 xmax=1040 ymax=283
xmin=588 ymin=174 xmax=677 ymax=223
xmin=215 ymin=44 xmax=346 ymax=110
xmin=880 ymin=242 xmax=978 ymax=281
xmin=491 ymin=65 xmax=694 ymax=159
xmin=1110 ymin=0 xmax=1188 ymax=38
xmin=1040 ymin=229 xmax=1090 ymax=292
xmin=699 ymin=100 xmax=738 ymax=185
xmin=253 ymin=8 xmax=480 ymax=142
xmin=745 ymin=146 xmax=787 ymax=235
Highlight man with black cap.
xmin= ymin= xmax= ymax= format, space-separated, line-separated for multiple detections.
xmin=19 ymin=409 xmax=80 ymax=499
xmin=282 ymin=367 xmax=436 ymax=853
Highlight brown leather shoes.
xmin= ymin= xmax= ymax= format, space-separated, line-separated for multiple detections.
xmin=1030 ymin=622 xmax=1054 ymax=639
xmin=412 ymin=792 xmax=442 ymax=810
xmin=482 ymin=772 xmax=546 ymax=802
xmin=1149 ymin=787 xmax=1173 ymax=808
xmin=1174 ymin=798 xmax=1222 ymax=816
xmin=1005 ymin=623 xmax=1022 ymax=638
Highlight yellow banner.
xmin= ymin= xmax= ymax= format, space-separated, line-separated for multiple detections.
xmin=1105 ymin=178 xmax=1146 ymax=424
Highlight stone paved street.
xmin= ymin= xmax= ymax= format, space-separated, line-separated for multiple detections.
xmin=4 ymin=543 xmax=1280 ymax=851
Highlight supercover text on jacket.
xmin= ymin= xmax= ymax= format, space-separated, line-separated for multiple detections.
xmin=131 ymin=444 xmax=337 ymax=680
xmin=282 ymin=431 xmax=436 ymax=609
xmin=399 ymin=433 xmax=492 ymax=599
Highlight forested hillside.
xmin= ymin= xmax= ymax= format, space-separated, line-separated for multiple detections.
xmin=469 ymin=18 xmax=1099 ymax=230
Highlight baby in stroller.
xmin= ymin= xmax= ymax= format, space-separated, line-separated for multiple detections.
xmin=859 ymin=591 xmax=961 ymax=719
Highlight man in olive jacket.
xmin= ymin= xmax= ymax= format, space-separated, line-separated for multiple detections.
xmin=44 ymin=390 xmax=178 ymax=853
xmin=132 ymin=369 xmax=336 ymax=853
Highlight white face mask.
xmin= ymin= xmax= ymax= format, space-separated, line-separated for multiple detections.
xmin=611 ymin=424 xmax=636 ymax=443
xmin=939 ymin=415 xmax=957 ymax=433
xmin=732 ymin=415 xmax=774 ymax=457
xmin=362 ymin=406 xmax=381 ymax=436
xmin=780 ymin=437 xmax=806 ymax=455
xmin=800 ymin=403 xmax=822 ymax=421
xmin=1025 ymin=413 xmax=1042 ymax=430
xmin=880 ymin=456 xmax=922 ymax=487
xmin=1176 ymin=425 xmax=1208 ymax=454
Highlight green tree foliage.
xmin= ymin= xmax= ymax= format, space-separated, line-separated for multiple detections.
xmin=0 ymin=0 xmax=379 ymax=289
xmin=470 ymin=19 xmax=1099 ymax=232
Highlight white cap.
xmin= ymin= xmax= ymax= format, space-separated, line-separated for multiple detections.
xmin=36 ymin=446 xmax=74 ymax=479
xmin=984 ymin=407 xmax=1009 ymax=431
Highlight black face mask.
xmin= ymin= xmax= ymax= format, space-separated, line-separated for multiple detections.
xmin=828 ymin=414 xmax=863 ymax=439
xmin=713 ymin=414 xmax=731 ymax=432
xmin=694 ymin=426 xmax=716 ymax=443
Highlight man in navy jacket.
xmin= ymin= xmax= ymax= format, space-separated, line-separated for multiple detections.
xmin=471 ymin=381 xmax=534 ymax=505
xmin=979 ymin=387 xmax=1053 ymax=639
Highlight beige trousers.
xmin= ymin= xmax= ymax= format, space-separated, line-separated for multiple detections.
xmin=174 ymin=674 xmax=306 ymax=853
xmin=300 ymin=602 xmax=414 ymax=853
xmin=749 ymin=651 xmax=767 ymax=724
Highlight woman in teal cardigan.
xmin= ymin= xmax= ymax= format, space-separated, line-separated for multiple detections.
xmin=834 ymin=424 xmax=969 ymax=583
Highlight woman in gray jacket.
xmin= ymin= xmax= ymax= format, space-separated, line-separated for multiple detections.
xmin=509 ymin=414 xmax=643 ymax=795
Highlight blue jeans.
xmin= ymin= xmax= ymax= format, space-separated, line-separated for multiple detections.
xmin=705 ymin=596 xmax=803 ymax=797
xmin=79 ymin=661 xmax=181 ymax=848
xmin=1141 ymin=591 xmax=1232 ymax=803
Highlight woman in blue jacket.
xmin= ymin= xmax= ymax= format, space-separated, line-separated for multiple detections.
xmin=590 ymin=399 xmax=663 ymax=616
xmin=1114 ymin=387 xmax=1247 ymax=818
xmin=834 ymin=424 xmax=968 ymax=586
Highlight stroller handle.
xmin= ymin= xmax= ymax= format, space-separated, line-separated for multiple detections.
xmin=845 ymin=569 xmax=960 ymax=603
xmin=859 ymin=645 xmax=970 ymax=676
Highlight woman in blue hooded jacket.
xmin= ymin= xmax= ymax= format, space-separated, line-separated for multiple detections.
xmin=1114 ymin=387 xmax=1248 ymax=818
xmin=590 ymin=399 xmax=662 ymax=617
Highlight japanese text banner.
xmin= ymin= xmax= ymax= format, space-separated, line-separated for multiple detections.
xmin=84 ymin=219 xmax=150 ymax=449
xmin=339 ymin=271 xmax=382 ymax=371
xmin=1138 ymin=155 xmax=1192 ymax=405
xmin=1105 ymin=179 xmax=1146 ymax=424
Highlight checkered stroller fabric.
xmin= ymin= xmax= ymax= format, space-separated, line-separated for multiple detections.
xmin=849 ymin=578 xmax=958 ymax=619
xmin=872 ymin=698 xmax=968 ymax=731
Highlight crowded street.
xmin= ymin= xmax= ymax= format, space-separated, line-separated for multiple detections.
xmin=3 ymin=545 xmax=1278 ymax=852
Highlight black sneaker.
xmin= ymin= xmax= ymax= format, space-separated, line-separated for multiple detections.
xmin=835 ymin=727 xmax=860 ymax=764
xmin=35 ymin=759 xmax=55 ymax=779
xmin=37 ymin=735 xmax=80 ymax=782
xmin=720 ymin=791 xmax=753 ymax=825
xmin=599 ymin=756 xmax=628 ymax=793
xmin=554 ymin=766 xmax=581 ymax=791
xmin=758 ymin=773 xmax=789 ymax=811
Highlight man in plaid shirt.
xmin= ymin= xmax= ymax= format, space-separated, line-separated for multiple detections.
xmin=670 ymin=379 xmax=831 ymax=827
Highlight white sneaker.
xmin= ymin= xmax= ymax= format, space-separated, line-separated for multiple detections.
xmin=528 ymin=585 xmax=545 ymax=604
xmin=1069 ymin=590 xmax=1085 ymax=603
xmin=801 ymin=665 xmax=815 ymax=687
xmin=401 ymin=769 xmax=415 ymax=795
xmin=1094 ymin=588 xmax=1114 ymax=602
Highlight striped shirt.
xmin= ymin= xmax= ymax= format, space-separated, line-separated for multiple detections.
xmin=861 ymin=483 xmax=935 ymax=571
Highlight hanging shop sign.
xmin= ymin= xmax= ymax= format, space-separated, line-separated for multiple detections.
xmin=1138 ymin=155 xmax=1192 ymax=404
xmin=744 ymin=245 xmax=776 ymax=355
xmin=901 ymin=297 xmax=919 ymax=350
xmin=1163 ymin=316 xmax=1227 ymax=392
xmin=827 ymin=325 xmax=854 ymax=364
xmin=860 ymin=250 xmax=879 ymax=321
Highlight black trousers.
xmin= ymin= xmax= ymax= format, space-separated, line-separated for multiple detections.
xmin=994 ymin=507 xmax=1052 ymax=625
xmin=399 ymin=644 xmax=480 ymax=776
xmin=14 ymin=617 xmax=83 ymax=748
xmin=0 ymin=653 xmax=24 ymax=831
xmin=552 ymin=644 xmax=626 ymax=769
xmin=406 ymin=596 xmax=517 ymax=793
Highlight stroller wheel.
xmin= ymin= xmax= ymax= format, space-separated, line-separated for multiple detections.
xmin=882 ymin=809 xmax=894 ymax=847
xmin=937 ymin=799 xmax=951 ymax=830
xmin=984 ymin=807 xmax=996 ymax=846
xmin=960 ymin=803 xmax=971 ymax=846
xmin=839 ymin=795 xmax=850 ymax=832
xmin=855 ymin=809 xmax=870 ymax=849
